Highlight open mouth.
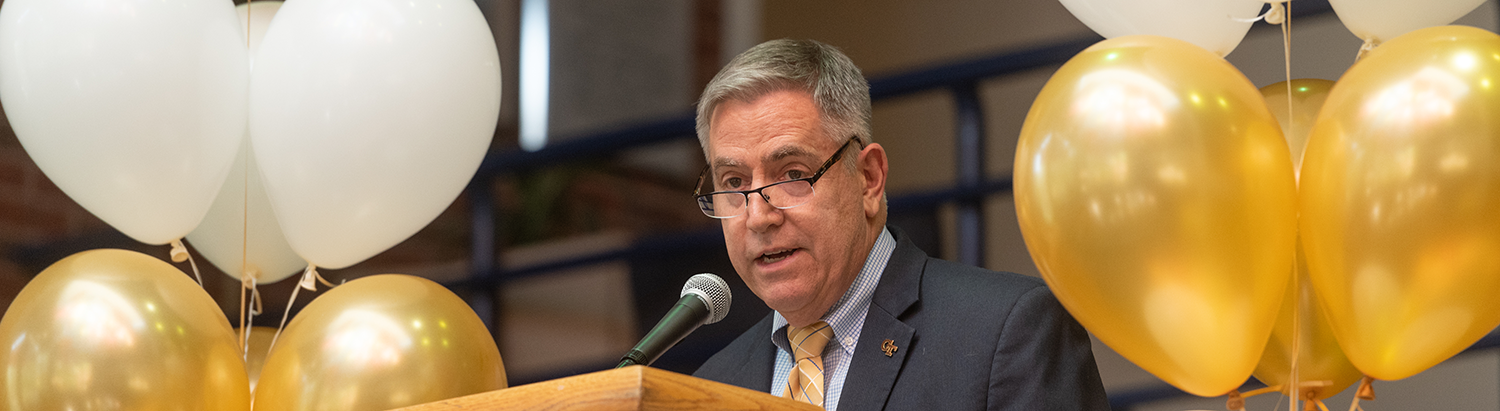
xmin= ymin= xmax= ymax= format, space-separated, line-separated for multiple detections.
xmin=758 ymin=249 xmax=798 ymax=264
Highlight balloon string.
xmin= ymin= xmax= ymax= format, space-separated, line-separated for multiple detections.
xmin=298 ymin=265 xmax=337 ymax=291
xmin=1233 ymin=380 xmax=1340 ymax=410
xmin=169 ymin=239 xmax=204 ymax=286
xmin=240 ymin=281 xmax=252 ymax=361
xmin=251 ymin=276 xmax=263 ymax=315
xmin=238 ymin=0 xmax=253 ymax=358
xmin=239 ymin=273 xmax=249 ymax=355
xmin=1347 ymin=376 xmax=1375 ymax=411
xmin=247 ymin=279 xmax=262 ymax=356
xmin=243 ymin=322 xmax=255 ymax=361
xmin=238 ymin=105 xmax=251 ymax=354
xmin=1243 ymin=385 xmax=1285 ymax=398
xmin=1280 ymin=0 xmax=1293 ymax=168
xmin=238 ymin=273 xmax=262 ymax=358
xmin=1281 ymin=4 xmax=1297 ymax=399
xmin=1280 ymin=3 xmax=1299 ymax=405
xmin=246 ymin=0 xmax=253 ymax=48
xmin=1233 ymin=1 xmax=1286 ymax=24
xmin=186 ymin=248 xmax=203 ymax=286
xmin=267 ymin=264 xmax=317 ymax=357
xmin=1228 ymin=386 xmax=1284 ymax=411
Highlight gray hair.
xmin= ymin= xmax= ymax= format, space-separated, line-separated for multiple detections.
xmin=695 ymin=39 xmax=872 ymax=154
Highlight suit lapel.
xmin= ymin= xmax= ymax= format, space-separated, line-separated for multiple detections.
xmin=727 ymin=314 xmax=778 ymax=392
xmin=837 ymin=229 xmax=926 ymax=410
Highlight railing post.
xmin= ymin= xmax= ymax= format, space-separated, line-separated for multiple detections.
xmin=467 ymin=177 xmax=503 ymax=343
xmin=952 ymin=82 xmax=986 ymax=268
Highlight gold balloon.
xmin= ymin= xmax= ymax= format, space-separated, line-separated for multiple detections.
xmin=1251 ymin=79 xmax=1360 ymax=402
xmin=1260 ymin=79 xmax=1336 ymax=180
xmin=1014 ymin=35 xmax=1297 ymax=396
xmin=1252 ymin=240 xmax=1362 ymax=401
xmin=238 ymin=326 xmax=278 ymax=393
xmin=1300 ymin=25 xmax=1500 ymax=381
xmin=253 ymin=274 xmax=505 ymax=411
xmin=0 ymin=249 xmax=250 ymax=411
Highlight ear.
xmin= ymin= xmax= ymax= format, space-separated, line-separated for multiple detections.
xmin=857 ymin=142 xmax=888 ymax=218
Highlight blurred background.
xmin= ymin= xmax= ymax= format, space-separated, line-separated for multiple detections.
xmin=1 ymin=0 xmax=1498 ymax=409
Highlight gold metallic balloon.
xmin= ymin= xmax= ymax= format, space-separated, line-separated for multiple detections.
xmin=1014 ymin=35 xmax=1297 ymax=397
xmin=1261 ymin=79 xmax=1336 ymax=180
xmin=239 ymin=326 xmax=278 ymax=394
xmin=1252 ymin=240 xmax=1362 ymax=401
xmin=0 ymin=249 xmax=250 ymax=411
xmin=1300 ymin=25 xmax=1500 ymax=381
xmin=253 ymin=274 xmax=505 ymax=411
xmin=1251 ymin=80 xmax=1360 ymax=401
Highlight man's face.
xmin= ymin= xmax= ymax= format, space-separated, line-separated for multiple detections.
xmin=705 ymin=89 xmax=880 ymax=325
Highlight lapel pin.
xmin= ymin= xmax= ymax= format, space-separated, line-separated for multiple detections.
xmin=881 ymin=339 xmax=898 ymax=357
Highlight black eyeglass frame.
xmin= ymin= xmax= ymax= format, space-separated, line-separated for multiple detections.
xmin=694 ymin=136 xmax=863 ymax=219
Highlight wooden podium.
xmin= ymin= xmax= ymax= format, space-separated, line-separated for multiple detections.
xmin=393 ymin=365 xmax=821 ymax=411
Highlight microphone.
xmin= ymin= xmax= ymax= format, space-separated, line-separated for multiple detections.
xmin=616 ymin=273 xmax=732 ymax=368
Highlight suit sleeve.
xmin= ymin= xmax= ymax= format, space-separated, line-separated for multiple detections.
xmin=988 ymin=285 xmax=1111 ymax=411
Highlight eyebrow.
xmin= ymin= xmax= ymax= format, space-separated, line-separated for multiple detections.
xmin=711 ymin=157 xmax=743 ymax=171
xmin=766 ymin=145 xmax=816 ymax=164
xmin=709 ymin=144 xmax=818 ymax=174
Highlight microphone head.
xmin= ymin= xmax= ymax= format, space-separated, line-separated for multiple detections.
xmin=681 ymin=273 xmax=732 ymax=324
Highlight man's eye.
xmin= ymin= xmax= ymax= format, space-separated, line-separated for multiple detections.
xmin=787 ymin=170 xmax=805 ymax=180
xmin=723 ymin=177 xmax=743 ymax=189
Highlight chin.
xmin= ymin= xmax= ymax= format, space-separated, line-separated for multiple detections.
xmin=754 ymin=281 xmax=817 ymax=313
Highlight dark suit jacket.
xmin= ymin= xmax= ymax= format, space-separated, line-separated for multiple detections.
xmin=694 ymin=227 xmax=1110 ymax=410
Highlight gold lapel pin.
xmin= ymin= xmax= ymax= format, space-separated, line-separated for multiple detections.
xmin=881 ymin=339 xmax=898 ymax=357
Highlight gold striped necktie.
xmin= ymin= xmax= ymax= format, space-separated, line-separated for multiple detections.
xmin=783 ymin=321 xmax=834 ymax=407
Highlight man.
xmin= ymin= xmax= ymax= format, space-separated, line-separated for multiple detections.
xmin=690 ymin=39 xmax=1110 ymax=410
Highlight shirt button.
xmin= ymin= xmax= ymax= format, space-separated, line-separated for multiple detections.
xmin=844 ymin=337 xmax=854 ymax=345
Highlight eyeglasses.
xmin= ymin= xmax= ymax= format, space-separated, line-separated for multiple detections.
xmin=694 ymin=137 xmax=860 ymax=219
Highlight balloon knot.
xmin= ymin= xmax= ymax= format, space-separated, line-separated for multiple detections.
xmin=1356 ymin=376 xmax=1375 ymax=400
xmin=169 ymin=239 xmax=189 ymax=263
xmin=1264 ymin=2 xmax=1285 ymax=25
xmin=1226 ymin=389 xmax=1246 ymax=411
xmin=1355 ymin=38 xmax=1378 ymax=62
xmin=1347 ymin=376 xmax=1375 ymax=411
xmin=295 ymin=265 xmax=339 ymax=292
xmin=242 ymin=274 xmax=263 ymax=316
xmin=1233 ymin=2 xmax=1285 ymax=24
xmin=298 ymin=265 xmax=321 ymax=291
xmin=169 ymin=239 xmax=203 ymax=286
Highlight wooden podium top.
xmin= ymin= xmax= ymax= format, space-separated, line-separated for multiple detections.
xmin=393 ymin=365 xmax=821 ymax=411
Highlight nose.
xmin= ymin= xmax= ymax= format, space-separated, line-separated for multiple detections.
xmin=744 ymin=191 xmax=783 ymax=233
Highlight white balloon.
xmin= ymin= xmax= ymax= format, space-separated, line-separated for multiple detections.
xmin=186 ymin=1 xmax=303 ymax=284
xmin=0 ymin=0 xmax=249 ymax=245
xmin=187 ymin=140 xmax=305 ymax=284
xmin=250 ymin=0 xmax=501 ymax=269
xmin=1058 ymin=0 xmax=1266 ymax=56
xmin=1330 ymin=0 xmax=1486 ymax=44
